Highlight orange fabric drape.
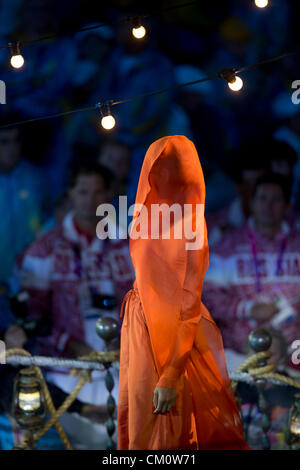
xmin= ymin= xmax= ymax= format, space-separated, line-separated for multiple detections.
xmin=117 ymin=135 xmax=251 ymax=450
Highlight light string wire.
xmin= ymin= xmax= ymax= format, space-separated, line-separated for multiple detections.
xmin=0 ymin=1 xmax=199 ymax=51
xmin=0 ymin=48 xmax=298 ymax=130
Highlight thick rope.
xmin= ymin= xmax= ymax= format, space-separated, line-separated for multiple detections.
xmin=254 ymin=372 xmax=300 ymax=388
xmin=232 ymin=351 xmax=300 ymax=391
xmin=32 ymin=370 xmax=91 ymax=444
xmin=69 ymin=351 xmax=119 ymax=377
xmin=237 ymin=351 xmax=272 ymax=372
xmin=4 ymin=350 xmax=120 ymax=370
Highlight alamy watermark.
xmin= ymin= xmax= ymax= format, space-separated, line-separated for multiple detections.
xmin=0 ymin=80 xmax=6 ymax=104
xmin=291 ymin=339 xmax=300 ymax=365
xmin=291 ymin=80 xmax=300 ymax=105
xmin=95 ymin=197 xmax=205 ymax=250
xmin=0 ymin=340 xmax=6 ymax=364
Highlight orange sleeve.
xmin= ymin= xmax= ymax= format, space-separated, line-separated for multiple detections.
xmin=156 ymin=238 xmax=208 ymax=389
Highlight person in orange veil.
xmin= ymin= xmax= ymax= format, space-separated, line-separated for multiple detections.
xmin=117 ymin=135 xmax=251 ymax=450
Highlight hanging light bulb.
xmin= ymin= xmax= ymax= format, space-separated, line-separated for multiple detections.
xmin=98 ymin=102 xmax=116 ymax=130
xmin=219 ymin=68 xmax=244 ymax=93
xmin=131 ymin=16 xmax=146 ymax=39
xmin=228 ymin=76 xmax=244 ymax=92
xmin=101 ymin=115 xmax=116 ymax=130
xmin=9 ymin=42 xmax=25 ymax=69
xmin=254 ymin=0 xmax=269 ymax=8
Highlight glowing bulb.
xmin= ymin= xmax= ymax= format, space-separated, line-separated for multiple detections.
xmin=19 ymin=391 xmax=41 ymax=411
xmin=255 ymin=0 xmax=269 ymax=8
xmin=132 ymin=25 xmax=146 ymax=39
xmin=101 ymin=114 xmax=116 ymax=130
xmin=9 ymin=43 xmax=24 ymax=69
xmin=228 ymin=76 xmax=243 ymax=92
xmin=10 ymin=54 xmax=24 ymax=69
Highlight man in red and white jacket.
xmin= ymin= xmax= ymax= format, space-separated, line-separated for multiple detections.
xmin=20 ymin=161 xmax=135 ymax=405
xmin=203 ymin=172 xmax=300 ymax=376
xmin=206 ymin=138 xmax=298 ymax=246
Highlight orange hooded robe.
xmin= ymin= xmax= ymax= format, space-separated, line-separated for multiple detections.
xmin=117 ymin=135 xmax=250 ymax=450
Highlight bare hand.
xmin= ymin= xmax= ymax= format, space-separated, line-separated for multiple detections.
xmin=4 ymin=324 xmax=28 ymax=349
xmin=66 ymin=339 xmax=94 ymax=357
xmin=153 ymin=386 xmax=177 ymax=414
xmin=250 ymin=302 xmax=278 ymax=322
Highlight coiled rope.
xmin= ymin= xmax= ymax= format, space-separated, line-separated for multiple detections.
xmin=231 ymin=351 xmax=300 ymax=391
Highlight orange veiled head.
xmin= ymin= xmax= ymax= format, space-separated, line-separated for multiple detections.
xmin=132 ymin=135 xmax=205 ymax=213
xmin=129 ymin=135 xmax=209 ymax=375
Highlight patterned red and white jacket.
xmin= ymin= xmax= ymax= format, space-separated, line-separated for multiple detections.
xmin=206 ymin=196 xmax=300 ymax=247
xmin=203 ymin=216 xmax=300 ymax=372
xmin=21 ymin=211 xmax=135 ymax=357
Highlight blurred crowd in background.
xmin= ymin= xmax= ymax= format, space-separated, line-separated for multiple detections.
xmin=0 ymin=0 xmax=300 ymax=450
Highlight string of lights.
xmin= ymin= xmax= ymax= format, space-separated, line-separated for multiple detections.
xmin=0 ymin=48 xmax=297 ymax=131
xmin=1 ymin=0 xmax=271 ymax=68
xmin=0 ymin=1 xmax=199 ymax=58
xmin=0 ymin=0 xmax=290 ymax=131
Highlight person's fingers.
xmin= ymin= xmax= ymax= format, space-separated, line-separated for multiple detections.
xmin=154 ymin=397 xmax=164 ymax=414
xmin=160 ymin=402 xmax=168 ymax=414
xmin=167 ymin=401 xmax=175 ymax=413
xmin=153 ymin=389 xmax=158 ymax=408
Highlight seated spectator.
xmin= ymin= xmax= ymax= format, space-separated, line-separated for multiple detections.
xmin=39 ymin=191 xmax=73 ymax=235
xmin=0 ymin=117 xmax=49 ymax=283
xmin=207 ymin=138 xmax=298 ymax=246
xmin=98 ymin=138 xmax=131 ymax=198
xmin=206 ymin=138 xmax=267 ymax=246
xmin=203 ymin=172 xmax=300 ymax=377
xmin=273 ymin=105 xmax=300 ymax=213
xmin=265 ymin=139 xmax=300 ymax=230
xmin=20 ymin=161 xmax=134 ymax=407
xmin=267 ymin=139 xmax=297 ymax=180
xmin=98 ymin=138 xmax=132 ymax=232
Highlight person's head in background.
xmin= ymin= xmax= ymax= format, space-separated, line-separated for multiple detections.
xmin=250 ymin=172 xmax=292 ymax=240
xmin=98 ymin=139 xmax=131 ymax=196
xmin=0 ymin=124 xmax=21 ymax=173
xmin=228 ymin=139 xmax=268 ymax=218
xmin=68 ymin=161 xmax=115 ymax=233
xmin=266 ymin=139 xmax=297 ymax=179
